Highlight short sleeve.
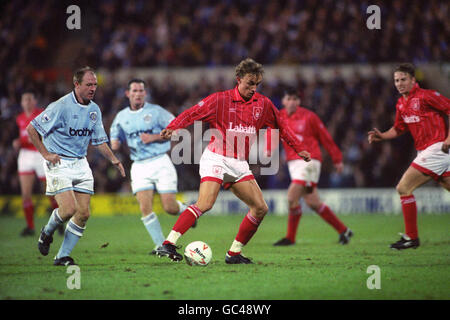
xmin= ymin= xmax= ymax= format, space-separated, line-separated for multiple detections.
xmin=31 ymin=102 xmax=63 ymax=138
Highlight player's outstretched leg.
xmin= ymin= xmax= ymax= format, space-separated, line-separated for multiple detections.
xmin=226 ymin=180 xmax=268 ymax=264
xmin=156 ymin=205 xmax=203 ymax=262
xmin=304 ymin=189 xmax=352 ymax=244
xmin=226 ymin=211 xmax=263 ymax=264
xmin=157 ymin=181 xmax=220 ymax=262
xmin=391 ymin=166 xmax=431 ymax=250
xmin=274 ymin=205 xmax=302 ymax=246
xmin=48 ymin=196 xmax=64 ymax=236
xmin=53 ymin=219 xmax=84 ymax=266
xmin=38 ymin=208 xmax=63 ymax=256
xmin=21 ymin=199 xmax=35 ymax=236
xmin=390 ymin=195 xmax=420 ymax=250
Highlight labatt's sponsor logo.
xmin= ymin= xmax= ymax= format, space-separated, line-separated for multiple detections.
xmin=227 ymin=122 xmax=256 ymax=134
xmin=402 ymin=115 xmax=420 ymax=123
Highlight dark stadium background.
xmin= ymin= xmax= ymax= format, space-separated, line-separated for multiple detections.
xmin=1 ymin=0 xmax=448 ymax=195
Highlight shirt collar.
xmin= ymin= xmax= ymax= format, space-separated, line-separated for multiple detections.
xmin=71 ymin=91 xmax=92 ymax=107
xmin=401 ymin=83 xmax=420 ymax=102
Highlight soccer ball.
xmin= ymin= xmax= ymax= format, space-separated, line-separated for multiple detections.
xmin=184 ymin=241 xmax=212 ymax=266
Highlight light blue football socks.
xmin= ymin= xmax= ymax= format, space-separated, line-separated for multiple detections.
xmin=56 ymin=219 xmax=85 ymax=259
xmin=44 ymin=208 xmax=64 ymax=236
xmin=141 ymin=212 xmax=165 ymax=246
xmin=176 ymin=200 xmax=188 ymax=214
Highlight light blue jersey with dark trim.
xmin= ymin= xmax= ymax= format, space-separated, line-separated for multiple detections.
xmin=31 ymin=91 xmax=108 ymax=158
xmin=110 ymin=102 xmax=174 ymax=161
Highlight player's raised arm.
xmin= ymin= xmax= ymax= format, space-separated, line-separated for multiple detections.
xmin=265 ymin=100 xmax=311 ymax=161
xmin=161 ymin=93 xmax=218 ymax=138
xmin=312 ymin=113 xmax=343 ymax=166
xmin=94 ymin=142 xmax=126 ymax=177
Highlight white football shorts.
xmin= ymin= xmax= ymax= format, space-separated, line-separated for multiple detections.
xmin=44 ymin=157 xmax=94 ymax=196
xmin=130 ymin=153 xmax=178 ymax=194
xmin=18 ymin=149 xmax=45 ymax=179
xmin=199 ymin=148 xmax=254 ymax=188
xmin=287 ymin=158 xmax=322 ymax=188
xmin=411 ymin=141 xmax=450 ymax=181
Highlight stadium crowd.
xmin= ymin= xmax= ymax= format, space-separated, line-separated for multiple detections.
xmin=0 ymin=0 xmax=445 ymax=195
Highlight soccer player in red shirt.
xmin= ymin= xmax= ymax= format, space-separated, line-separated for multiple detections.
xmin=273 ymin=88 xmax=353 ymax=246
xmin=368 ymin=63 xmax=450 ymax=250
xmin=156 ymin=58 xmax=311 ymax=264
xmin=13 ymin=92 xmax=59 ymax=236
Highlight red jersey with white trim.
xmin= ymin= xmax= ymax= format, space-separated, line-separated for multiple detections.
xmin=393 ymin=83 xmax=450 ymax=151
xmin=279 ymin=107 xmax=342 ymax=163
xmin=166 ymin=86 xmax=306 ymax=160
xmin=16 ymin=108 xmax=43 ymax=151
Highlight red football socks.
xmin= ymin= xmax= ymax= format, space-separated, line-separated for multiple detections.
xmin=316 ymin=203 xmax=347 ymax=234
xmin=286 ymin=205 xmax=302 ymax=242
xmin=400 ymin=195 xmax=418 ymax=239
xmin=23 ymin=199 xmax=34 ymax=230
xmin=228 ymin=212 xmax=262 ymax=256
xmin=164 ymin=205 xmax=202 ymax=245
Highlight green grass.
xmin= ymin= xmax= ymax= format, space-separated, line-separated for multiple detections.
xmin=0 ymin=213 xmax=449 ymax=300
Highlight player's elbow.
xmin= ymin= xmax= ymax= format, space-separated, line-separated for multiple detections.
xmin=110 ymin=140 xmax=120 ymax=151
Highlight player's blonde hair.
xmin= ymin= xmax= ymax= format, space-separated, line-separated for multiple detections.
xmin=235 ymin=58 xmax=264 ymax=79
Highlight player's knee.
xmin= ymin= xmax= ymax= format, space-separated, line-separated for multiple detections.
xmin=139 ymin=203 xmax=153 ymax=216
xmin=162 ymin=202 xmax=178 ymax=215
xmin=61 ymin=203 xmax=77 ymax=217
xmin=395 ymin=183 xmax=409 ymax=196
xmin=253 ymin=203 xmax=269 ymax=219
xmin=306 ymin=200 xmax=320 ymax=211
xmin=195 ymin=199 xmax=215 ymax=213
xmin=76 ymin=207 xmax=90 ymax=222
xmin=287 ymin=197 xmax=299 ymax=208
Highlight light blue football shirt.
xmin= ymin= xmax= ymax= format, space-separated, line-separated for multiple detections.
xmin=31 ymin=91 xmax=108 ymax=158
xmin=110 ymin=102 xmax=175 ymax=161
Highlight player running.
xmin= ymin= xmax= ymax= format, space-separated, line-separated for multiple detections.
xmin=13 ymin=91 xmax=60 ymax=237
xmin=368 ymin=63 xmax=450 ymax=250
xmin=110 ymin=79 xmax=188 ymax=255
xmin=27 ymin=67 xmax=125 ymax=266
xmin=156 ymin=58 xmax=311 ymax=264
xmin=272 ymin=87 xmax=353 ymax=246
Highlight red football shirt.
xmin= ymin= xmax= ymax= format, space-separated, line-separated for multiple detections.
xmin=278 ymin=107 xmax=342 ymax=163
xmin=166 ymin=86 xmax=306 ymax=160
xmin=16 ymin=108 xmax=43 ymax=151
xmin=393 ymin=83 xmax=450 ymax=151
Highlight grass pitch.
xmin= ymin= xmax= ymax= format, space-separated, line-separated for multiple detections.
xmin=0 ymin=213 xmax=449 ymax=300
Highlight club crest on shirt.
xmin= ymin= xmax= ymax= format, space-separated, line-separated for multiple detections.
xmin=143 ymin=114 xmax=152 ymax=123
xmin=297 ymin=121 xmax=305 ymax=132
xmin=89 ymin=111 xmax=98 ymax=123
xmin=253 ymin=106 xmax=262 ymax=120
xmin=411 ymin=98 xmax=420 ymax=112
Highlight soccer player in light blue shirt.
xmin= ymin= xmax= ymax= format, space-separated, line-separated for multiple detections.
xmin=110 ymin=79 xmax=187 ymax=253
xmin=27 ymin=67 xmax=125 ymax=266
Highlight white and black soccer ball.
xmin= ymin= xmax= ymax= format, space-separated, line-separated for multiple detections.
xmin=184 ymin=241 xmax=212 ymax=266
